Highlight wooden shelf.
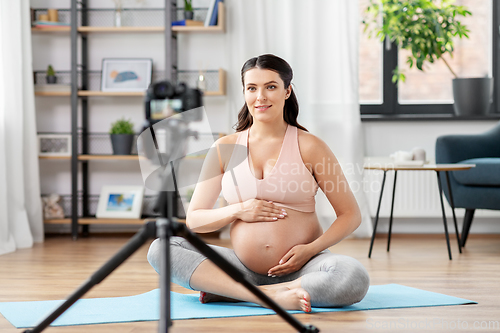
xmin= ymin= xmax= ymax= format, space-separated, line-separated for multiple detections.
xmin=35 ymin=91 xmax=71 ymax=96
xmin=44 ymin=218 xmax=71 ymax=224
xmin=78 ymin=155 xmax=139 ymax=161
xmin=78 ymin=218 xmax=146 ymax=225
xmin=43 ymin=218 xmax=186 ymax=225
xmin=76 ymin=69 xmax=225 ymax=97
xmin=78 ymin=26 xmax=163 ymax=33
xmin=39 ymin=155 xmax=71 ymax=160
xmin=40 ymin=154 xmax=222 ymax=161
xmin=39 ymin=155 xmax=139 ymax=161
xmin=33 ymin=3 xmax=225 ymax=35
xmin=77 ymin=91 xmax=145 ymax=97
xmin=32 ymin=27 xmax=70 ymax=33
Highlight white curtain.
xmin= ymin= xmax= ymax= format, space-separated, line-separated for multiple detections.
xmin=224 ymin=0 xmax=372 ymax=237
xmin=0 ymin=0 xmax=44 ymax=255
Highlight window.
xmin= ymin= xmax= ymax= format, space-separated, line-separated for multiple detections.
xmin=359 ymin=0 xmax=382 ymax=104
xmin=359 ymin=0 xmax=499 ymax=118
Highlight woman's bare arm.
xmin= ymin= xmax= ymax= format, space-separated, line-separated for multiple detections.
xmin=186 ymin=137 xmax=238 ymax=233
xmin=302 ymin=133 xmax=361 ymax=254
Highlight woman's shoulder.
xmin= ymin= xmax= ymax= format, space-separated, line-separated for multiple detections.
xmin=212 ymin=132 xmax=243 ymax=169
xmin=297 ymin=128 xmax=332 ymax=161
xmin=214 ymin=132 xmax=239 ymax=145
xmin=297 ymin=128 xmax=328 ymax=150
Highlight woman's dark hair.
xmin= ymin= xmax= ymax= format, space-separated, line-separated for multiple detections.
xmin=233 ymin=54 xmax=308 ymax=132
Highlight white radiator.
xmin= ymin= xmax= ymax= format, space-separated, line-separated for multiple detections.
xmin=363 ymin=169 xmax=500 ymax=218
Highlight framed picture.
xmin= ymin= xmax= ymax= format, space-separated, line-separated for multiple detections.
xmin=100 ymin=58 xmax=153 ymax=92
xmin=38 ymin=134 xmax=72 ymax=157
xmin=96 ymin=186 xmax=144 ymax=219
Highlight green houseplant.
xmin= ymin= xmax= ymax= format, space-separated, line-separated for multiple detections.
xmin=46 ymin=65 xmax=57 ymax=84
xmin=109 ymin=117 xmax=135 ymax=155
xmin=184 ymin=0 xmax=194 ymax=20
xmin=363 ymin=0 xmax=491 ymax=116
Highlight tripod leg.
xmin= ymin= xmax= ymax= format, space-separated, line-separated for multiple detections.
xmin=436 ymin=171 xmax=452 ymax=260
xmin=387 ymin=171 xmax=397 ymax=252
xmin=368 ymin=171 xmax=386 ymax=258
xmin=445 ymin=171 xmax=461 ymax=253
xmin=157 ymin=219 xmax=172 ymax=332
xmin=23 ymin=222 xmax=157 ymax=333
xmin=172 ymin=221 xmax=319 ymax=333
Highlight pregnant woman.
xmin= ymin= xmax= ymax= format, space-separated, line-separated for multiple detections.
xmin=148 ymin=54 xmax=369 ymax=313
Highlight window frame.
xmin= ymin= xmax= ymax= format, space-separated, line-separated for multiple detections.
xmin=360 ymin=1 xmax=500 ymax=120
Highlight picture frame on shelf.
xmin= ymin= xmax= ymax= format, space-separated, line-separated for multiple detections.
xmin=96 ymin=185 xmax=144 ymax=219
xmin=37 ymin=134 xmax=72 ymax=157
xmin=100 ymin=58 xmax=153 ymax=92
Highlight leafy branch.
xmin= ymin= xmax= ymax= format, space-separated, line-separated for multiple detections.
xmin=363 ymin=0 xmax=472 ymax=83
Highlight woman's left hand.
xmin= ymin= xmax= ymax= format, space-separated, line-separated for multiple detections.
xmin=267 ymin=244 xmax=315 ymax=277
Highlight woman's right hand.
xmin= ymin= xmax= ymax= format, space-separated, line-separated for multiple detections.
xmin=235 ymin=199 xmax=287 ymax=223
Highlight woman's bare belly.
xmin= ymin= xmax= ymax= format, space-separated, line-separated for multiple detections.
xmin=230 ymin=208 xmax=323 ymax=275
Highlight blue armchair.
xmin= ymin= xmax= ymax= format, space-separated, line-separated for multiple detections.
xmin=435 ymin=122 xmax=500 ymax=247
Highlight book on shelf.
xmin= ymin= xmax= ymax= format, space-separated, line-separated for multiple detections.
xmin=35 ymin=84 xmax=71 ymax=93
xmin=204 ymin=0 xmax=222 ymax=26
xmin=172 ymin=19 xmax=203 ymax=26
xmin=209 ymin=0 xmax=222 ymax=26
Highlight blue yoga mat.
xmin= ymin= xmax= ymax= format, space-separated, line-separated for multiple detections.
xmin=0 ymin=284 xmax=476 ymax=328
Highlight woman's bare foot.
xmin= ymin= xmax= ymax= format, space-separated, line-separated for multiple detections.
xmin=273 ymin=287 xmax=311 ymax=312
xmin=198 ymin=278 xmax=311 ymax=313
xmin=199 ymin=291 xmax=242 ymax=304
xmin=200 ymin=288 xmax=311 ymax=312
xmin=261 ymin=286 xmax=311 ymax=313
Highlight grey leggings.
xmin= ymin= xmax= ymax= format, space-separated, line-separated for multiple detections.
xmin=147 ymin=236 xmax=370 ymax=307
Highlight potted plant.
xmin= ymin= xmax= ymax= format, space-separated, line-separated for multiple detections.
xmin=109 ymin=117 xmax=135 ymax=155
xmin=46 ymin=65 xmax=57 ymax=84
xmin=363 ymin=0 xmax=491 ymax=116
xmin=184 ymin=0 xmax=194 ymax=20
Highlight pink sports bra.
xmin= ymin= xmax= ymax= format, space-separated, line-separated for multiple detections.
xmin=221 ymin=124 xmax=318 ymax=213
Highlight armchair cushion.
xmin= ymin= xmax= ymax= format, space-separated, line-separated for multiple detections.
xmin=453 ymin=158 xmax=500 ymax=186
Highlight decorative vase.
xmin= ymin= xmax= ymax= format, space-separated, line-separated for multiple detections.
xmin=452 ymin=77 xmax=493 ymax=116
xmin=46 ymin=76 xmax=57 ymax=84
xmin=114 ymin=7 xmax=122 ymax=27
xmin=197 ymin=73 xmax=206 ymax=91
xmin=110 ymin=134 xmax=134 ymax=155
xmin=184 ymin=11 xmax=194 ymax=20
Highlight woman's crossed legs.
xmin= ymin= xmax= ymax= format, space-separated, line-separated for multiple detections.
xmin=147 ymin=237 xmax=369 ymax=312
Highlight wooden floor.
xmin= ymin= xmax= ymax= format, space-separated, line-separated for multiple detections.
xmin=1 ymin=233 xmax=499 ymax=332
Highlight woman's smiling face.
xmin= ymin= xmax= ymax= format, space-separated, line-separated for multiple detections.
xmin=243 ymin=68 xmax=291 ymax=124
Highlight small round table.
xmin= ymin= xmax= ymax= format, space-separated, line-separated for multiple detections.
xmin=364 ymin=162 xmax=475 ymax=260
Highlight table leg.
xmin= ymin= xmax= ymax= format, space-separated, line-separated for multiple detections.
xmin=387 ymin=171 xmax=397 ymax=252
xmin=445 ymin=171 xmax=462 ymax=253
xmin=368 ymin=171 xmax=387 ymax=258
xmin=436 ymin=171 xmax=453 ymax=260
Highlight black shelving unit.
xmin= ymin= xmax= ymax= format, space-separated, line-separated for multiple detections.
xmin=34 ymin=1 xmax=225 ymax=238
xmin=68 ymin=0 xmax=177 ymax=239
